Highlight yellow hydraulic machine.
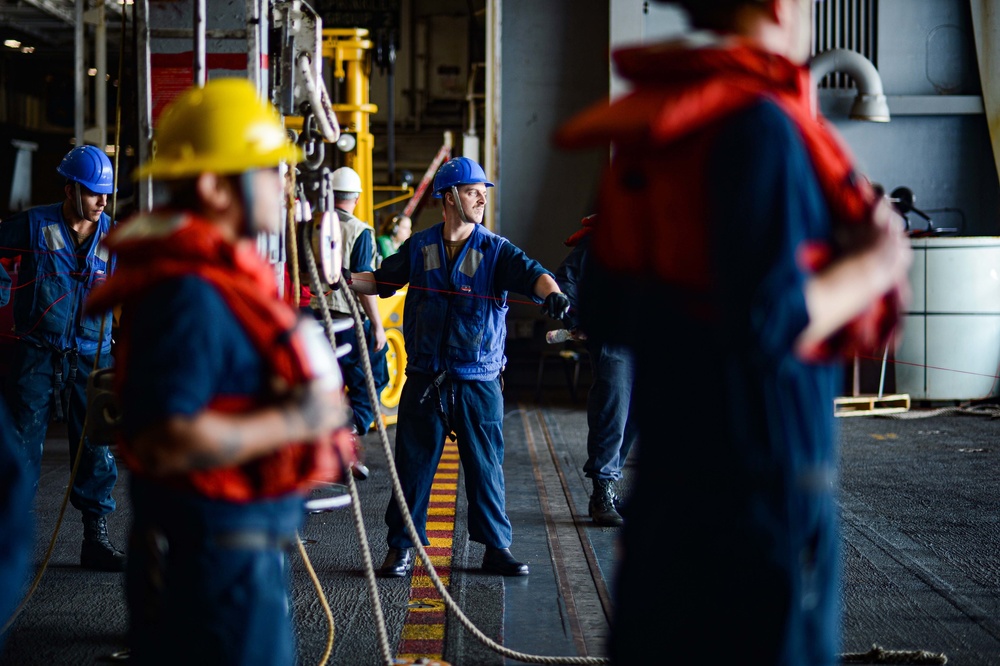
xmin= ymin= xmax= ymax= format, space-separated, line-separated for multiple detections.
xmin=322 ymin=27 xmax=409 ymax=426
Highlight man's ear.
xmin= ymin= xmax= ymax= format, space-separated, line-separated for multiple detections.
xmin=194 ymin=172 xmax=235 ymax=213
xmin=768 ymin=0 xmax=787 ymax=23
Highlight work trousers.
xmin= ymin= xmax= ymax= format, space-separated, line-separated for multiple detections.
xmin=3 ymin=342 xmax=117 ymax=516
xmin=127 ymin=477 xmax=304 ymax=666
xmin=583 ymin=339 xmax=638 ymax=481
xmin=609 ymin=361 xmax=841 ymax=665
xmin=319 ymin=313 xmax=389 ymax=434
xmin=0 ymin=397 xmax=34 ymax=654
xmin=385 ymin=372 xmax=512 ymax=550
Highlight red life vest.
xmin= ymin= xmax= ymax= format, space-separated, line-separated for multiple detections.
xmin=564 ymin=213 xmax=597 ymax=248
xmin=87 ymin=212 xmax=346 ymax=502
xmin=555 ymin=38 xmax=902 ymax=360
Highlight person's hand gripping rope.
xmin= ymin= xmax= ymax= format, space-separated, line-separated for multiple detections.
xmin=542 ymin=292 xmax=571 ymax=321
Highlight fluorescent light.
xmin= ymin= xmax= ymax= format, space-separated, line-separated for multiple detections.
xmin=4 ymin=39 xmax=21 ymax=49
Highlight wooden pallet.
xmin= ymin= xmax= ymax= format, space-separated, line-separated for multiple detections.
xmin=834 ymin=393 xmax=911 ymax=417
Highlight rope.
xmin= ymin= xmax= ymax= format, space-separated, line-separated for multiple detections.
xmin=297 ymin=53 xmax=340 ymax=143
xmin=878 ymin=403 xmax=1000 ymax=419
xmin=295 ymin=532 xmax=335 ymax=665
xmin=840 ymin=644 xmax=948 ymax=664
xmin=303 ymin=244 xmax=395 ymax=666
xmin=285 ymin=170 xmax=301 ymax=303
xmin=302 ymin=243 xmax=608 ymax=664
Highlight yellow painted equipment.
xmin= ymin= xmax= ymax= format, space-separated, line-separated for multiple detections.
xmin=376 ymin=288 xmax=407 ymax=427
xmin=284 ymin=26 xmax=423 ymax=428
xmin=323 ymin=28 xmax=378 ymax=227
xmin=324 ymin=27 xmax=408 ymax=426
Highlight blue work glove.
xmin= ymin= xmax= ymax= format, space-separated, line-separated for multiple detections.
xmin=542 ymin=292 xmax=571 ymax=322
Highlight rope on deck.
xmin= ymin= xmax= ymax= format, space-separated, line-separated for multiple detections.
xmin=840 ymin=644 xmax=948 ymax=664
xmin=878 ymin=403 xmax=1000 ymax=419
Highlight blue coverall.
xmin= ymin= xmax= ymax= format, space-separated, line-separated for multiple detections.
xmin=374 ymin=222 xmax=551 ymax=550
xmin=121 ymin=276 xmax=306 ymax=666
xmin=0 ymin=203 xmax=117 ymax=518
xmin=331 ymin=213 xmax=388 ymax=433
xmin=554 ymin=233 xmax=639 ymax=483
xmin=584 ymin=100 xmax=843 ymax=666
xmin=0 ymin=397 xmax=34 ymax=654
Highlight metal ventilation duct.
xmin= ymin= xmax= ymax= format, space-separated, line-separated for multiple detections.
xmin=812 ymin=0 xmax=877 ymax=90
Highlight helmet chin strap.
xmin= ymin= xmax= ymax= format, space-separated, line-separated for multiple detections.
xmin=239 ymin=171 xmax=259 ymax=238
xmin=73 ymin=182 xmax=85 ymax=220
xmin=450 ymin=185 xmax=470 ymax=223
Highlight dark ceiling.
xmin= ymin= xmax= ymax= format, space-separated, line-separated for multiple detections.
xmin=0 ymin=0 xmax=126 ymax=58
xmin=0 ymin=2 xmax=128 ymax=112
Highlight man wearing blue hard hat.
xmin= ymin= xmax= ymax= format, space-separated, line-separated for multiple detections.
xmin=0 ymin=144 xmax=126 ymax=572
xmin=343 ymin=155 xmax=572 ymax=578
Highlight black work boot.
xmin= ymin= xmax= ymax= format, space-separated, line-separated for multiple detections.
xmin=589 ymin=479 xmax=624 ymax=527
xmin=81 ymin=514 xmax=127 ymax=572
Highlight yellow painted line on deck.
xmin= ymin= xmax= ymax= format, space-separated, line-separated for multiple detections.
xmin=395 ymin=438 xmax=459 ymax=663
xmin=402 ymin=624 xmax=445 ymax=639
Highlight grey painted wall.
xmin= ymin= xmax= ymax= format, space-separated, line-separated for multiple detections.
xmin=497 ymin=0 xmax=610 ymax=286
xmin=495 ymin=0 xmax=1000 ymax=342
xmin=825 ymin=0 xmax=1000 ymax=236
xmin=832 ymin=114 xmax=998 ymax=235
xmin=630 ymin=0 xmax=1000 ymax=235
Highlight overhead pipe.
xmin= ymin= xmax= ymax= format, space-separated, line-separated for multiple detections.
xmin=809 ymin=48 xmax=890 ymax=122
xmin=193 ymin=0 xmax=205 ymax=86
xmin=75 ymin=0 xmax=84 ymax=143
xmin=463 ymin=62 xmax=484 ymax=164
xmin=94 ymin=1 xmax=106 ymax=149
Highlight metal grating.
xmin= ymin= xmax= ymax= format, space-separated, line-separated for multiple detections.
xmin=813 ymin=0 xmax=878 ymax=89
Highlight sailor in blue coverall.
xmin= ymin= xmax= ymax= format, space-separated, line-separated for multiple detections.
xmin=344 ymin=157 xmax=572 ymax=577
xmin=553 ymin=215 xmax=638 ymax=527
xmin=309 ymin=166 xmax=389 ymax=440
xmin=0 ymin=145 xmax=125 ymax=572
xmin=555 ymin=1 xmax=913 ymax=661
xmin=84 ymin=78 xmax=355 ymax=666
xmin=0 ymin=388 xmax=33 ymax=652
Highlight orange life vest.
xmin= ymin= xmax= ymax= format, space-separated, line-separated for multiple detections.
xmin=87 ymin=212 xmax=345 ymax=501
xmin=555 ymin=38 xmax=902 ymax=360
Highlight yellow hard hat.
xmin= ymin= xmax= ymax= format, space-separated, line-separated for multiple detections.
xmin=135 ymin=78 xmax=302 ymax=180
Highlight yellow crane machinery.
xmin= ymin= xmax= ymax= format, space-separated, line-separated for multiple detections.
xmin=136 ymin=1 xmax=411 ymax=428
xmin=321 ymin=28 xmax=377 ymax=226
xmin=285 ymin=24 xmax=411 ymax=428
xmin=322 ymin=26 xmax=408 ymax=428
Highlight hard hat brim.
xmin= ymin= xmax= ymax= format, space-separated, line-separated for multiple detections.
xmin=133 ymin=78 xmax=303 ymax=181
xmin=133 ymin=144 xmax=303 ymax=181
xmin=432 ymin=180 xmax=493 ymax=198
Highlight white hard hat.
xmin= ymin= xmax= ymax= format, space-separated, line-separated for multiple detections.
xmin=331 ymin=166 xmax=362 ymax=193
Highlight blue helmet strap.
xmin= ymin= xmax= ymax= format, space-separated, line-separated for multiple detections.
xmin=450 ymin=185 xmax=470 ymax=223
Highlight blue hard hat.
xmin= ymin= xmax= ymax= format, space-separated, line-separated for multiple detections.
xmin=432 ymin=157 xmax=493 ymax=198
xmin=57 ymin=145 xmax=116 ymax=194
